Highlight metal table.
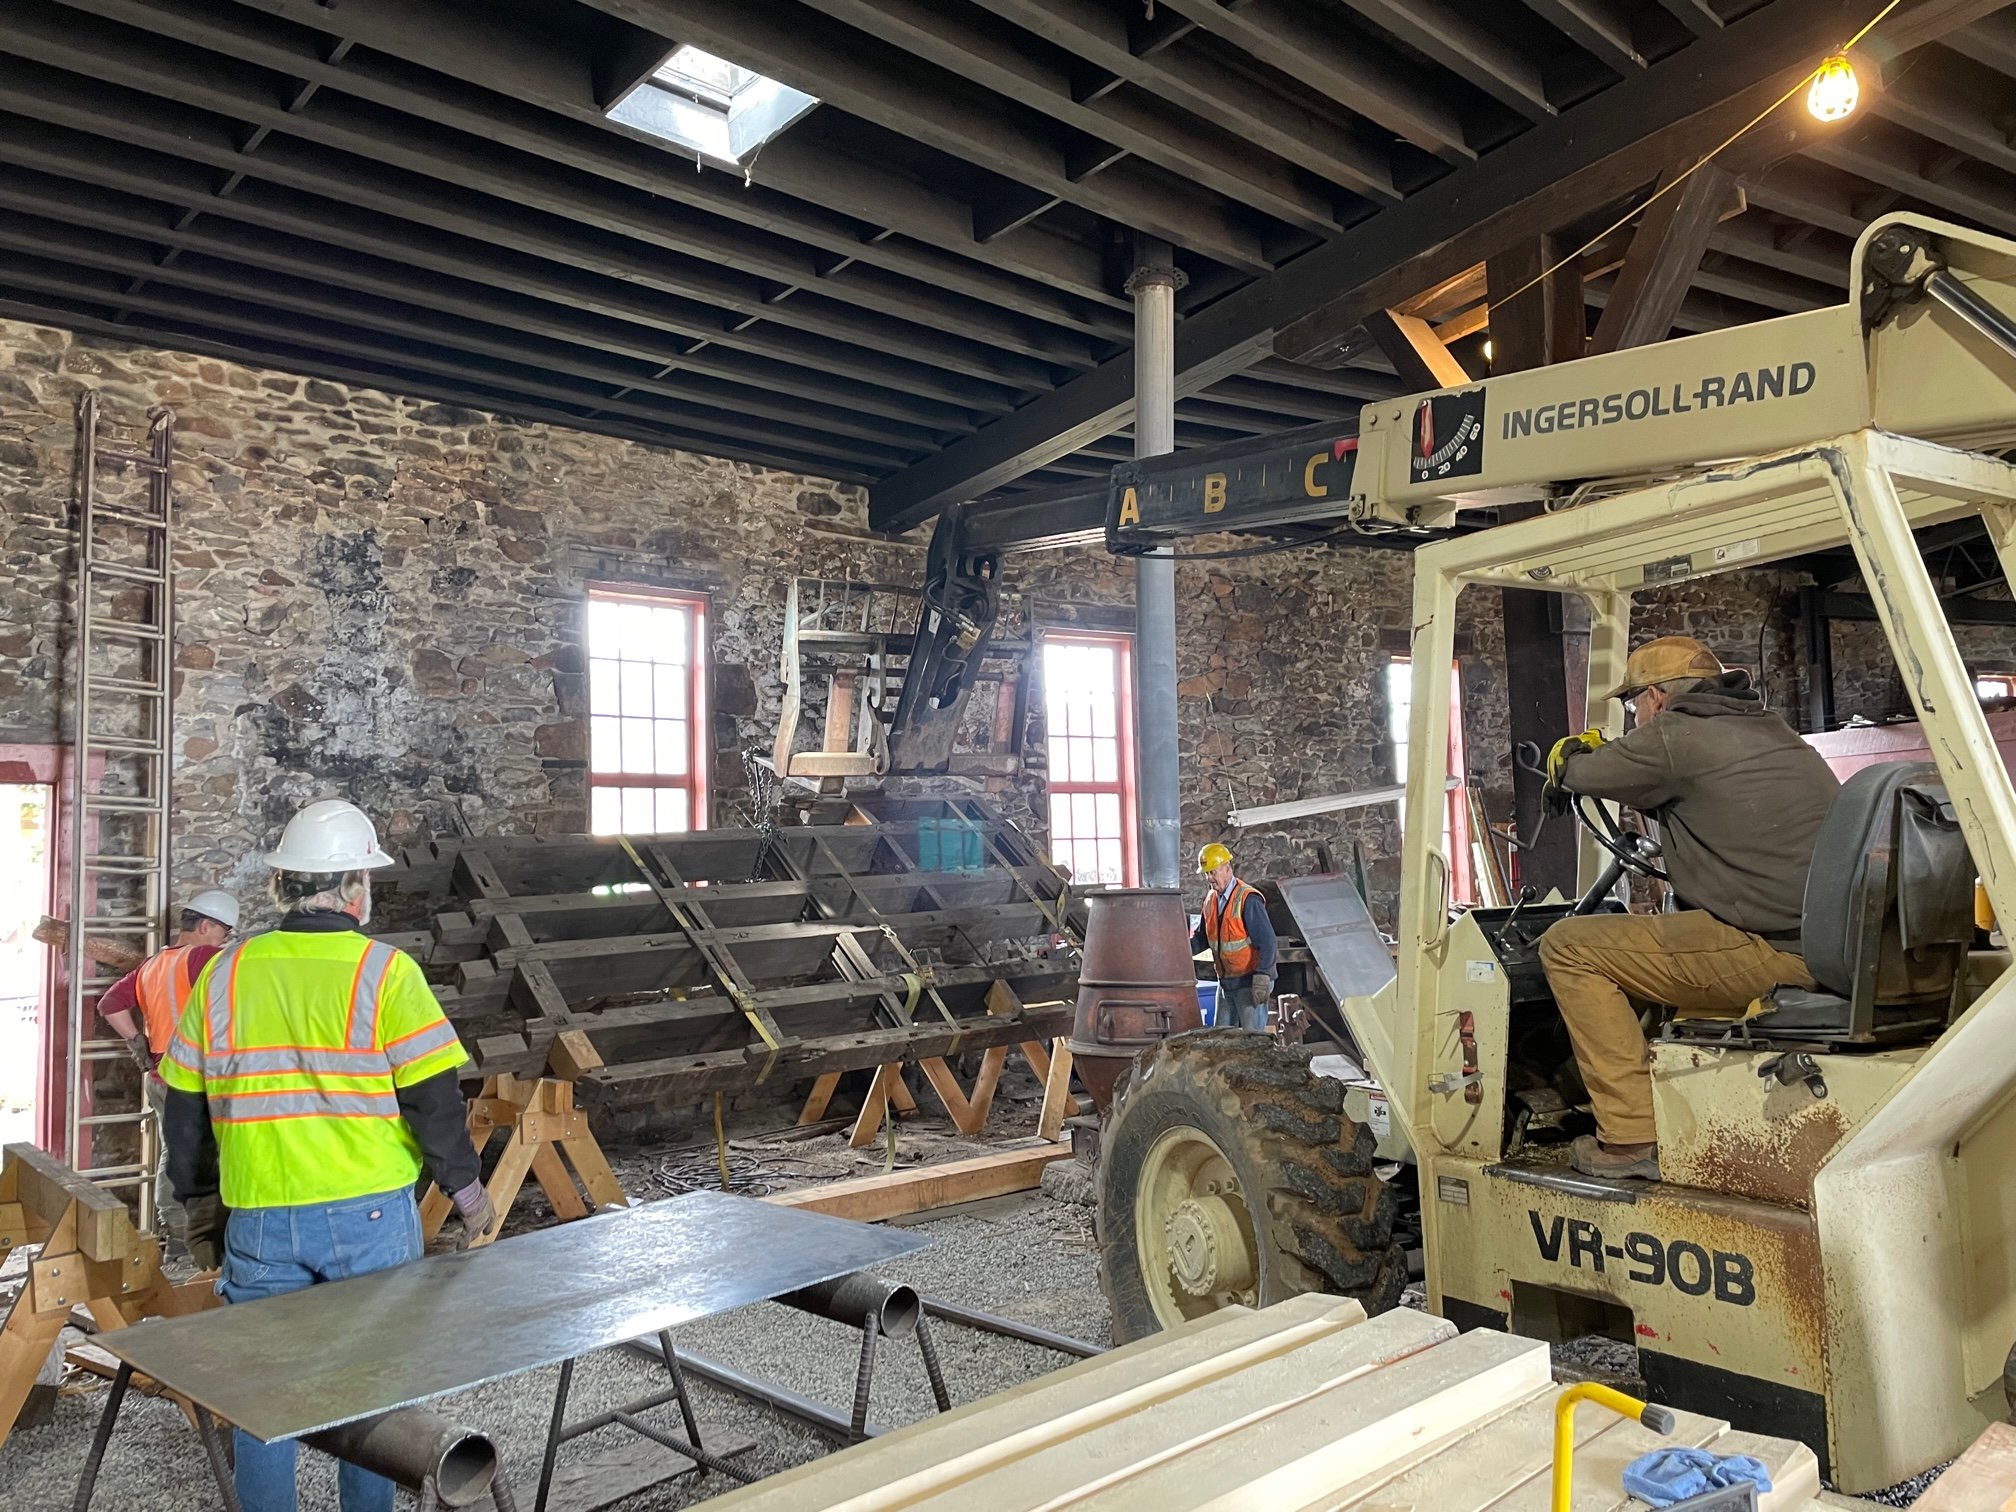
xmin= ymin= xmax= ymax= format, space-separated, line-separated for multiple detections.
xmin=79 ymin=1193 xmax=927 ymax=1509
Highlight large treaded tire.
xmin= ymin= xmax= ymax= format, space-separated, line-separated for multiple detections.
xmin=1097 ymin=1029 xmax=1406 ymax=1343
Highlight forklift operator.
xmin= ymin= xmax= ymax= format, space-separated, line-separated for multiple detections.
xmin=1538 ymin=636 xmax=1839 ymax=1182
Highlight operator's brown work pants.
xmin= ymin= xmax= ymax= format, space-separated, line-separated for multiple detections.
xmin=1537 ymin=911 xmax=1816 ymax=1146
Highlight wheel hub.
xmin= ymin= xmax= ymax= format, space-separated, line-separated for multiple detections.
xmin=1164 ymin=1191 xmax=1255 ymax=1296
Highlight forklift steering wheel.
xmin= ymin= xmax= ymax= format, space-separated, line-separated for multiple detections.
xmin=1573 ymin=794 xmax=1670 ymax=883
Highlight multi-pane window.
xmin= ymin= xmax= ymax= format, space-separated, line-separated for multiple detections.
xmin=1043 ymin=633 xmax=1138 ymax=887
xmin=587 ymin=587 xmax=708 ymax=836
xmin=1386 ymin=655 xmax=1474 ymax=903
xmin=1977 ymin=673 xmax=2016 ymax=703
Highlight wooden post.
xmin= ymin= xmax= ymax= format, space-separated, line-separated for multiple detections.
xmin=0 ymin=1145 xmax=219 ymax=1448
xmin=418 ymin=1076 xmax=630 ymax=1247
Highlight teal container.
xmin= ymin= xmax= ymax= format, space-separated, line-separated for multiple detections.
xmin=918 ymin=816 xmax=986 ymax=872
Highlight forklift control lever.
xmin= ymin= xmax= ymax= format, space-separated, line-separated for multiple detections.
xmin=1758 ymin=1051 xmax=1828 ymax=1101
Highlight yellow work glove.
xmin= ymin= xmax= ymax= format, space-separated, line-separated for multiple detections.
xmin=1545 ymin=729 xmax=1605 ymax=788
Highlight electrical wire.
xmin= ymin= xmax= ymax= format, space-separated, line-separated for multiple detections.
xmin=1490 ymin=0 xmax=1910 ymax=317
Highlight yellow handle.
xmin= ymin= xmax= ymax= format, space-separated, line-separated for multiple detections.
xmin=1552 ymin=1382 xmax=1677 ymax=1512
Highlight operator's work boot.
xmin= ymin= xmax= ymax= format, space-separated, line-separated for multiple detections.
xmin=1571 ymin=1134 xmax=1660 ymax=1181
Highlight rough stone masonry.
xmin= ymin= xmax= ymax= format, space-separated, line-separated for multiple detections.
xmin=2 ymin=317 xmax=2009 ymax=930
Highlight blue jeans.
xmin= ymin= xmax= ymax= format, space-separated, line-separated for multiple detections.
xmin=220 ymin=1189 xmax=423 ymax=1512
xmin=1218 ymin=979 xmax=1265 ymax=1030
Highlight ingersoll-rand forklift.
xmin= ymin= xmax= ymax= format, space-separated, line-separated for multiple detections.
xmin=1094 ymin=214 xmax=2016 ymax=1491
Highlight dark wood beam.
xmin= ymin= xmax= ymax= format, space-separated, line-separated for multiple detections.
xmin=1871 ymin=53 xmax=2016 ymax=180
xmin=800 ymin=0 xmax=1360 ymax=236
xmin=1151 ymin=0 xmax=1475 ymax=163
xmin=1958 ymin=8 xmax=2016 ymax=77
xmin=0 ymin=13 xmax=1085 ymax=388
xmin=0 ymin=291 xmax=880 ymax=482
xmin=1652 ymin=0 xmax=1722 ymax=37
xmin=1864 ymin=0 xmax=2015 ymax=59
xmin=0 ymin=245 xmax=923 ymax=470
xmin=0 ymin=58 xmax=1054 ymax=413
xmin=968 ymin=0 xmax=1399 ymax=202
xmin=577 ymin=0 xmax=1277 ymax=272
xmin=1821 ymin=591 xmax=2016 ymax=626
xmin=1335 ymin=0 xmax=1554 ymax=120
xmin=1706 ymin=215 xmax=1853 ymax=287
xmin=1363 ymin=310 xmax=1472 ymax=391
xmin=1486 ymin=235 xmax=1585 ymax=899
xmin=0 ymin=125 xmax=989 ymax=431
xmin=1519 ymin=0 xmax=1649 ymax=75
xmin=869 ymin=0 xmax=1874 ymax=531
xmin=1811 ymin=126 xmax=2016 ymax=238
xmin=1589 ymin=163 xmax=1742 ymax=353
xmin=0 ymin=210 xmax=940 ymax=461
xmin=55 ymin=0 xmax=1123 ymax=316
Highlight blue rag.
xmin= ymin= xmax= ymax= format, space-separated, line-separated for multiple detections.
xmin=1621 ymin=1447 xmax=1773 ymax=1506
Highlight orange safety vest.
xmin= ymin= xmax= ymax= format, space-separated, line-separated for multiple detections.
xmin=1202 ymin=879 xmax=1263 ymax=978
xmin=134 ymin=944 xmax=201 ymax=1055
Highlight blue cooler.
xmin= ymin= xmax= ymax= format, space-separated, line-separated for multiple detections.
xmin=1195 ymin=981 xmax=1219 ymax=1026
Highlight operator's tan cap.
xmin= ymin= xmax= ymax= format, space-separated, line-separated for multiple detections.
xmin=1601 ymin=635 xmax=1725 ymax=701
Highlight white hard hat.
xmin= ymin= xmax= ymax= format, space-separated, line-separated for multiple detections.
xmin=263 ymin=799 xmax=396 ymax=872
xmin=185 ymin=889 xmax=240 ymax=930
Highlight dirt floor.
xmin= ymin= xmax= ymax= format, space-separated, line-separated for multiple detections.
xmin=0 ymin=1089 xmax=1948 ymax=1508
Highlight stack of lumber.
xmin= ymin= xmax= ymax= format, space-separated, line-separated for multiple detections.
xmin=705 ymin=1294 xmax=1825 ymax=1512
xmin=370 ymin=797 xmax=1082 ymax=1115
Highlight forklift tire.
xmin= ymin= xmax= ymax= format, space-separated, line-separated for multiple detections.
xmin=1097 ymin=1029 xmax=1406 ymax=1344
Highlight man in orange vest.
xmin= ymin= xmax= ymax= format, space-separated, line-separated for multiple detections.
xmin=96 ymin=887 xmax=239 ymax=1250
xmin=1192 ymin=844 xmax=1277 ymax=1031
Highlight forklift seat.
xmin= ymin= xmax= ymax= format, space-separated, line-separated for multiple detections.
xmin=1743 ymin=760 xmax=1973 ymax=1041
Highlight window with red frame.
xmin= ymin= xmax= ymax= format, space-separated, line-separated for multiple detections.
xmin=1043 ymin=632 xmax=1138 ymax=887
xmin=586 ymin=587 xmax=709 ymax=835
xmin=1386 ymin=655 xmax=1474 ymax=903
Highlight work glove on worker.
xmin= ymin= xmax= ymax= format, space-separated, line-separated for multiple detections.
xmin=120 ymin=1034 xmax=156 ymax=1078
xmin=447 ymin=1181 xmax=498 ymax=1251
xmin=1544 ymin=729 xmax=1606 ymax=814
xmin=181 ymin=1193 xmax=228 ymax=1273
xmin=1250 ymin=974 xmax=1275 ymax=1007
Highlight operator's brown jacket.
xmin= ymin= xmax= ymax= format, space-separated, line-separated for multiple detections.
xmin=1559 ymin=672 xmax=1839 ymax=940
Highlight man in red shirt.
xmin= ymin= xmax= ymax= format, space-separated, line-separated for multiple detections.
xmin=97 ymin=888 xmax=239 ymax=1251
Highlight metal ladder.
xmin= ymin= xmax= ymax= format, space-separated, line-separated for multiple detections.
xmin=63 ymin=390 xmax=175 ymax=1231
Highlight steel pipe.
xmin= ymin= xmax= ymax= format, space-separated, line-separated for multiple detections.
xmin=304 ymin=1410 xmax=499 ymax=1507
xmin=1130 ymin=234 xmax=1185 ymax=891
xmin=624 ymin=1339 xmax=887 ymax=1442
xmin=777 ymin=1273 xmax=921 ymax=1338
xmin=919 ymin=1296 xmax=1107 ymax=1359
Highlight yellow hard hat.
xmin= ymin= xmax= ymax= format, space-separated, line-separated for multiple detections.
xmin=1198 ymin=843 xmax=1233 ymax=873
xmin=1600 ymin=635 xmax=1725 ymax=701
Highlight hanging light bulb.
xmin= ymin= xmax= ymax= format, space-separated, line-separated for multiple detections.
xmin=1808 ymin=54 xmax=1859 ymax=123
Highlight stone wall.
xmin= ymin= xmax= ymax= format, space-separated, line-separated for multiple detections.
xmin=9 ymin=316 xmax=2004 ymax=939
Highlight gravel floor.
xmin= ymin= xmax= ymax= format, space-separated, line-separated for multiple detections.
xmin=0 ymin=1193 xmax=1105 ymax=1510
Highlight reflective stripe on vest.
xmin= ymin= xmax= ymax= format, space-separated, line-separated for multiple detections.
xmin=1204 ymin=880 xmax=1261 ymax=978
xmin=201 ymin=938 xmax=404 ymax=1124
xmin=135 ymin=945 xmax=198 ymax=1053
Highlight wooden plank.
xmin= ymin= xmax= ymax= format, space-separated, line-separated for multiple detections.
xmin=798 ymin=1072 xmax=842 ymax=1124
xmin=1037 ymin=1038 xmax=1075 ymax=1142
xmin=558 ymin=1136 xmax=629 ymax=1210
xmin=701 ymin=1295 xmax=1375 ymax=1512
xmin=1912 ymin=1422 xmax=2016 ymax=1512
xmin=548 ymin=1028 xmax=603 ymax=1081
xmin=903 ymin=1307 xmax=1469 ymax=1512
xmin=530 ymin=1143 xmax=590 ymax=1222
xmin=4 ymin=1144 xmax=130 ymax=1262
xmin=766 ymin=1141 xmax=1072 ymax=1222
xmin=1066 ymin=1330 xmax=1553 ymax=1511
xmin=848 ymin=1063 xmax=903 ymax=1149
xmin=1589 ymin=163 xmax=1742 ymax=355
xmin=1363 ymin=308 xmax=1470 ymax=391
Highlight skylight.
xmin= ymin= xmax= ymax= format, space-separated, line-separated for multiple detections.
xmin=607 ymin=44 xmax=819 ymax=168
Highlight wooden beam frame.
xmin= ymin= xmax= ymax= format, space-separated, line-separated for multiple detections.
xmin=1589 ymin=164 xmax=1744 ymax=354
xmin=868 ymin=0 xmax=1879 ymax=529
xmin=1362 ymin=310 xmax=1471 ymax=392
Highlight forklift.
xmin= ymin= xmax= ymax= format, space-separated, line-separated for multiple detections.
xmin=1087 ymin=213 xmax=2016 ymax=1491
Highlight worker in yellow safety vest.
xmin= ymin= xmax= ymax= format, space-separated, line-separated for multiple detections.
xmin=96 ymin=887 xmax=239 ymax=1252
xmin=1192 ymin=843 xmax=1278 ymax=1031
xmin=162 ymin=798 xmax=492 ymax=1512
